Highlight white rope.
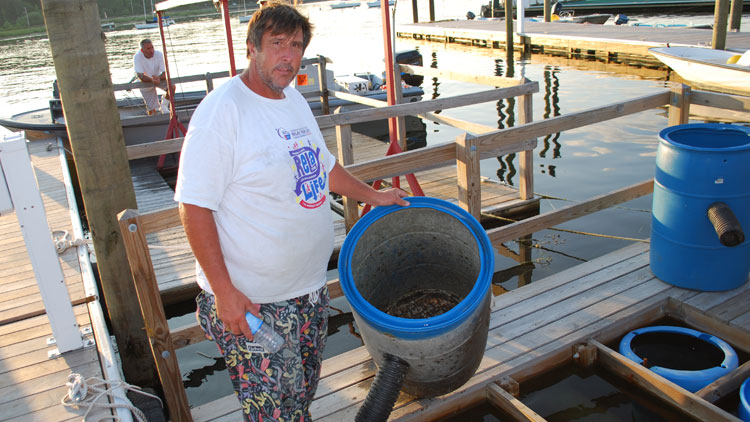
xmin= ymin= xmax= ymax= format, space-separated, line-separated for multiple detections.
xmin=53 ymin=230 xmax=91 ymax=254
xmin=62 ymin=373 xmax=163 ymax=422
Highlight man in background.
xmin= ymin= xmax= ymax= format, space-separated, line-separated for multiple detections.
xmin=133 ymin=39 xmax=170 ymax=114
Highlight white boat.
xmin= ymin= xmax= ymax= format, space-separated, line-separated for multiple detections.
xmin=649 ymin=46 xmax=750 ymax=95
xmin=135 ymin=18 xmax=175 ymax=30
xmin=330 ymin=2 xmax=361 ymax=9
xmin=0 ymin=51 xmax=425 ymax=147
xmin=239 ymin=14 xmax=253 ymax=23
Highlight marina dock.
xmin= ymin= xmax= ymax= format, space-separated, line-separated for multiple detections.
xmin=0 ymin=136 xmax=122 ymax=421
xmin=396 ymin=20 xmax=750 ymax=66
xmin=193 ymin=241 xmax=750 ymax=421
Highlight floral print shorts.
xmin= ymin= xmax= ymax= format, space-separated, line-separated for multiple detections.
xmin=196 ymin=285 xmax=329 ymax=422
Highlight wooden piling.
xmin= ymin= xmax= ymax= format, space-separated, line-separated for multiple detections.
xmin=40 ymin=0 xmax=157 ymax=389
xmin=729 ymin=0 xmax=742 ymax=31
xmin=712 ymin=0 xmax=729 ymax=50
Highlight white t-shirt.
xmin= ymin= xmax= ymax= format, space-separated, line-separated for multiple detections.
xmin=174 ymin=76 xmax=337 ymax=303
xmin=133 ymin=49 xmax=166 ymax=110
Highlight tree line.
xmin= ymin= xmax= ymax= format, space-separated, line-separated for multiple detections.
xmin=0 ymin=0 xmax=214 ymax=30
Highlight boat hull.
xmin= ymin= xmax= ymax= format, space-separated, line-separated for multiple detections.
xmin=650 ymin=47 xmax=750 ymax=95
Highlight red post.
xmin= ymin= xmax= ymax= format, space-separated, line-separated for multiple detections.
xmin=219 ymin=0 xmax=237 ymax=76
xmin=157 ymin=11 xmax=187 ymax=170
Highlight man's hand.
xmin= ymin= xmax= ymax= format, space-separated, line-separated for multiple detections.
xmin=214 ymin=284 xmax=261 ymax=340
xmin=151 ymin=75 xmax=160 ymax=85
xmin=371 ymin=188 xmax=410 ymax=207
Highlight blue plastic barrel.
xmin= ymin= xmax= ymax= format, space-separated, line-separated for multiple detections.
xmin=338 ymin=196 xmax=493 ymax=397
xmin=650 ymin=123 xmax=750 ymax=291
xmin=619 ymin=326 xmax=738 ymax=393
xmin=740 ymin=377 xmax=750 ymax=421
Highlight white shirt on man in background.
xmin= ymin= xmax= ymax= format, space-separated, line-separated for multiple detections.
xmin=133 ymin=49 xmax=167 ymax=112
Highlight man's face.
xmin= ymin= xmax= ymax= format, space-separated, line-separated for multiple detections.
xmin=248 ymin=29 xmax=304 ymax=94
xmin=141 ymin=42 xmax=155 ymax=59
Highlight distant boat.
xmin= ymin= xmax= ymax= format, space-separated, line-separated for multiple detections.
xmin=135 ymin=17 xmax=175 ymax=30
xmin=650 ymin=46 xmax=750 ymax=95
xmin=330 ymin=1 xmax=361 ymax=9
xmin=101 ymin=22 xmax=115 ymax=31
xmin=367 ymin=0 xmax=395 ymax=7
xmin=239 ymin=14 xmax=253 ymax=23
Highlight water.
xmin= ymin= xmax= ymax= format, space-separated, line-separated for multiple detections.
xmin=1 ymin=0 xmax=748 ymax=408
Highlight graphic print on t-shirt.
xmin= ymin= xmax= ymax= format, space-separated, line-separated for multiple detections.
xmin=281 ymin=127 xmax=328 ymax=209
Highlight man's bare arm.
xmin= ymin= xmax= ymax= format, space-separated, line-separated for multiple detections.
xmin=179 ymin=203 xmax=257 ymax=338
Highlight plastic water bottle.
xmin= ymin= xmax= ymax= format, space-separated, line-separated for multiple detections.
xmin=245 ymin=312 xmax=283 ymax=354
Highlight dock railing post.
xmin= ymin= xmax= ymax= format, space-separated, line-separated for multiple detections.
xmin=0 ymin=131 xmax=84 ymax=354
xmin=456 ymin=133 xmax=481 ymax=220
xmin=517 ymin=78 xmax=534 ymax=201
xmin=118 ymin=209 xmax=193 ymax=422
xmin=668 ymin=84 xmax=691 ymax=126
xmin=317 ymin=55 xmax=330 ymax=115
xmin=334 ymin=108 xmax=360 ymax=231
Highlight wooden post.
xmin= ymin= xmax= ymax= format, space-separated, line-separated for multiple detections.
xmin=712 ymin=0 xmax=729 ymax=50
xmin=118 ymin=210 xmax=192 ymax=422
xmin=411 ymin=0 xmax=419 ymax=22
xmin=428 ymin=0 xmax=435 ymax=22
xmin=544 ymin=0 xmax=551 ymax=22
xmin=317 ymin=55 xmax=330 ymax=115
xmin=40 ymin=0 xmax=157 ymax=388
xmin=517 ymin=78 xmax=533 ymax=200
xmin=456 ymin=133 xmax=481 ymax=220
xmin=728 ymin=0 xmax=742 ymax=31
xmin=205 ymin=72 xmax=214 ymax=93
xmin=572 ymin=343 xmax=598 ymax=368
xmin=668 ymin=84 xmax=691 ymax=126
xmin=334 ymin=107 xmax=359 ymax=231
xmin=505 ymin=1 xmax=514 ymax=68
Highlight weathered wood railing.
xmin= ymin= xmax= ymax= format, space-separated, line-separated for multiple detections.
xmin=113 ymin=55 xmax=331 ymax=109
xmin=118 ymin=78 xmax=750 ymax=420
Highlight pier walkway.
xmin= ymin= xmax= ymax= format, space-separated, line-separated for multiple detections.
xmin=396 ymin=20 xmax=750 ymax=66
xmin=0 ymin=136 xmax=120 ymax=421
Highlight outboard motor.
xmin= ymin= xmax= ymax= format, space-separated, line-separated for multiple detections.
xmin=614 ymin=14 xmax=629 ymax=25
xmin=50 ymin=80 xmax=63 ymax=121
xmin=467 ymin=11 xmax=476 ymax=20
xmin=394 ymin=49 xmax=424 ymax=87
xmin=552 ymin=1 xmax=563 ymax=16
xmin=339 ymin=197 xmax=493 ymax=422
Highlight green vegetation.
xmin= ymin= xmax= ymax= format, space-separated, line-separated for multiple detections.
xmin=0 ymin=0 xmax=258 ymax=40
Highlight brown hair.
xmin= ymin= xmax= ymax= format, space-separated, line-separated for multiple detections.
xmin=245 ymin=1 xmax=313 ymax=58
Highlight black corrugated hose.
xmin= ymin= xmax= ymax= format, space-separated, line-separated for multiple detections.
xmin=355 ymin=354 xmax=409 ymax=422
xmin=707 ymin=202 xmax=745 ymax=247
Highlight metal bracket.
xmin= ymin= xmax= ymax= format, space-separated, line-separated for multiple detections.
xmin=48 ymin=337 xmax=96 ymax=359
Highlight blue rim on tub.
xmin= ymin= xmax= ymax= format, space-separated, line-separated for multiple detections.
xmin=337 ymin=196 xmax=493 ymax=340
xmin=619 ymin=325 xmax=739 ymax=392
xmin=740 ymin=377 xmax=750 ymax=422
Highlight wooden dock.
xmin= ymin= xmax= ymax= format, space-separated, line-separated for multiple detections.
xmin=0 ymin=137 xmax=119 ymax=421
xmin=192 ymin=241 xmax=750 ymax=421
xmin=396 ymin=20 xmax=750 ymax=66
xmin=138 ymin=126 xmax=538 ymax=305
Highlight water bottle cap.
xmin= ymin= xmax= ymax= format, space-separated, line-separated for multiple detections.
xmin=245 ymin=312 xmax=263 ymax=334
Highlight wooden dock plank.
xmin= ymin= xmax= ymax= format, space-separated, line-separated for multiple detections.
xmin=396 ymin=20 xmax=750 ymax=66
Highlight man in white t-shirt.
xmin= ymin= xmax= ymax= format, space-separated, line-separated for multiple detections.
xmin=133 ymin=39 xmax=170 ymax=114
xmin=173 ymin=2 xmax=409 ymax=420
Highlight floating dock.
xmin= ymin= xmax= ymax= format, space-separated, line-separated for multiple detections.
xmin=396 ymin=20 xmax=750 ymax=66
xmin=193 ymin=241 xmax=750 ymax=420
xmin=0 ymin=136 xmax=122 ymax=421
